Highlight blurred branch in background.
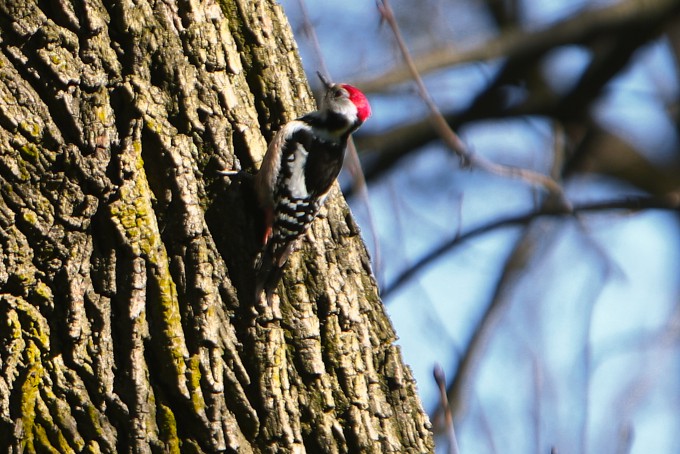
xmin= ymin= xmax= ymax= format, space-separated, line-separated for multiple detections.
xmin=377 ymin=0 xmax=566 ymax=198
xmin=354 ymin=0 xmax=680 ymax=191
xmin=359 ymin=0 xmax=680 ymax=93
xmin=382 ymin=194 xmax=680 ymax=299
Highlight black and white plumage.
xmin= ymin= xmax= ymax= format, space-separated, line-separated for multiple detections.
xmin=253 ymin=73 xmax=371 ymax=304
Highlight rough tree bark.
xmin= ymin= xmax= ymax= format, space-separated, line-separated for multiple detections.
xmin=0 ymin=0 xmax=433 ymax=453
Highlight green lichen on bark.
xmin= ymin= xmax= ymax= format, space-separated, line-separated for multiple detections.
xmin=156 ymin=403 xmax=181 ymax=454
xmin=0 ymin=296 xmax=52 ymax=452
xmin=107 ymin=144 xmax=190 ymax=401
xmin=19 ymin=360 xmax=44 ymax=453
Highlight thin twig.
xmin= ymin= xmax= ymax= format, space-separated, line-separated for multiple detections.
xmin=296 ymin=0 xmax=330 ymax=78
xmin=346 ymin=138 xmax=382 ymax=274
xmin=434 ymin=364 xmax=461 ymax=454
xmin=376 ymin=0 xmax=565 ymax=199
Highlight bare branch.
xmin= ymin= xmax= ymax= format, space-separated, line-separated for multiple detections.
xmin=381 ymin=193 xmax=680 ymax=299
xmin=352 ymin=0 xmax=679 ymax=190
xmin=376 ymin=0 xmax=565 ymax=198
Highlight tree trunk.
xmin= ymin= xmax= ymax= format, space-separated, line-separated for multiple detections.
xmin=0 ymin=0 xmax=433 ymax=452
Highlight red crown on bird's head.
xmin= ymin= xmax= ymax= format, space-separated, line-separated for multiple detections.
xmin=340 ymin=84 xmax=371 ymax=123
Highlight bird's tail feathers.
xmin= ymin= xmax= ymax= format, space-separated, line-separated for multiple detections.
xmin=254 ymin=247 xmax=284 ymax=306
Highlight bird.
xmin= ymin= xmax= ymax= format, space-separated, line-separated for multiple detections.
xmin=251 ymin=72 xmax=371 ymax=305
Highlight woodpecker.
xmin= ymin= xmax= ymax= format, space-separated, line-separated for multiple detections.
xmin=253 ymin=72 xmax=371 ymax=304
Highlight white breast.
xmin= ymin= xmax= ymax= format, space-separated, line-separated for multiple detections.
xmin=286 ymin=142 xmax=309 ymax=198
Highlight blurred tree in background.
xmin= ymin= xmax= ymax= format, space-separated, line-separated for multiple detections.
xmin=284 ymin=0 xmax=680 ymax=452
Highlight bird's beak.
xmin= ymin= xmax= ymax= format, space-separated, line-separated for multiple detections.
xmin=316 ymin=71 xmax=333 ymax=90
